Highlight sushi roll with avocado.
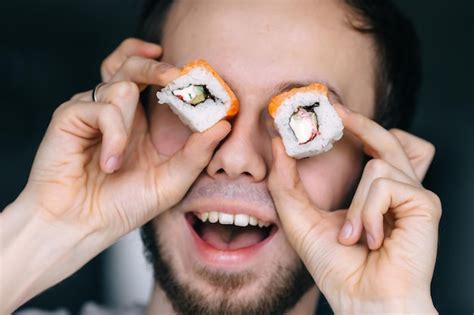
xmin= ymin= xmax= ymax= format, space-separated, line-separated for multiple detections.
xmin=268 ymin=83 xmax=343 ymax=159
xmin=156 ymin=59 xmax=239 ymax=132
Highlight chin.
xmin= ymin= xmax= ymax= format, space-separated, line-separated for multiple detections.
xmin=141 ymin=200 xmax=315 ymax=314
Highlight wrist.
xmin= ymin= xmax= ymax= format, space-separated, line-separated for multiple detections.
xmin=333 ymin=293 xmax=437 ymax=314
xmin=1 ymin=197 xmax=95 ymax=313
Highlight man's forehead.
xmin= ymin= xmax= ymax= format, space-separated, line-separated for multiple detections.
xmin=161 ymin=0 xmax=375 ymax=113
xmin=163 ymin=0 xmax=353 ymax=64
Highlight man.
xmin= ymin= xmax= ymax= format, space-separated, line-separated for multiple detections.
xmin=1 ymin=0 xmax=441 ymax=314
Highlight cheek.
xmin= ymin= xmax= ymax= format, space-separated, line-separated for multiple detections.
xmin=297 ymin=135 xmax=363 ymax=210
xmin=149 ymin=105 xmax=193 ymax=157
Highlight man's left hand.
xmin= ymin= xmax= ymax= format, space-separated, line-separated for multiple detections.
xmin=268 ymin=105 xmax=441 ymax=313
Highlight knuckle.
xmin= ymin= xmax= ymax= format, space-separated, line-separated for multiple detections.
xmin=120 ymin=55 xmax=142 ymax=73
xmin=388 ymin=128 xmax=404 ymax=138
xmin=110 ymin=81 xmax=139 ymax=101
xmin=100 ymin=58 xmax=111 ymax=72
xmin=364 ymin=159 xmax=389 ymax=177
xmin=425 ymin=190 xmax=442 ymax=218
xmin=409 ymin=132 xmax=435 ymax=157
xmin=380 ymin=130 xmax=403 ymax=154
xmin=100 ymin=62 xmax=113 ymax=81
xmin=385 ymin=135 xmax=402 ymax=154
xmin=100 ymin=60 xmax=114 ymax=82
xmin=52 ymin=101 xmax=74 ymax=120
xmin=101 ymin=103 xmax=121 ymax=117
xmin=423 ymin=141 xmax=436 ymax=159
xmin=152 ymin=61 xmax=174 ymax=75
xmin=346 ymin=200 xmax=362 ymax=220
xmin=70 ymin=92 xmax=85 ymax=101
xmin=389 ymin=128 xmax=414 ymax=144
xmin=110 ymin=131 xmax=128 ymax=147
xmin=121 ymin=37 xmax=139 ymax=48
xmin=411 ymin=188 xmax=443 ymax=222
xmin=124 ymin=55 xmax=142 ymax=67
xmin=371 ymin=177 xmax=390 ymax=193
xmin=361 ymin=208 xmax=372 ymax=225
xmin=345 ymin=204 xmax=358 ymax=220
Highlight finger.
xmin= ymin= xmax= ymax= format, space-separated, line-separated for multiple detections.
xmin=156 ymin=121 xmax=232 ymax=210
xmin=334 ymin=104 xmax=418 ymax=181
xmin=93 ymin=81 xmax=140 ymax=137
xmin=338 ymin=159 xmax=420 ymax=246
xmin=70 ymin=90 xmax=91 ymax=101
xmin=389 ymin=128 xmax=435 ymax=181
xmin=111 ymin=56 xmax=181 ymax=90
xmin=101 ymin=38 xmax=162 ymax=82
xmin=268 ymin=137 xmax=328 ymax=259
xmin=361 ymin=178 xmax=442 ymax=250
xmin=52 ymin=101 xmax=128 ymax=174
xmin=74 ymin=81 xmax=140 ymax=138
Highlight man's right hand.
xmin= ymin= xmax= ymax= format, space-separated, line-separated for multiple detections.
xmin=1 ymin=38 xmax=231 ymax=313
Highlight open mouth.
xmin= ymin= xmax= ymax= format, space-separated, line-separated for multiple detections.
xmin=186 ymin=212 xmax=278 ymax=251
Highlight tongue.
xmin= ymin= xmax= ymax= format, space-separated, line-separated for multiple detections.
xmin=200 ymin=223 xmax=267 ymax=250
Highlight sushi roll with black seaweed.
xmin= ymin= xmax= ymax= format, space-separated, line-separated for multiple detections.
xmin=156 ymin=59 xmax=239 ymax=132
xmin=268 ymin=83 xmax=343 ymax=159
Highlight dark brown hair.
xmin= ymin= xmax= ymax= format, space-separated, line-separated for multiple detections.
xmin=137 ymin=0 xmax=421 ymax=129
xmin=343 ymin=0 xmax=421 ymax=129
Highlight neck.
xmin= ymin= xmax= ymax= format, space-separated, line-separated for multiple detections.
xmin=146 ymin=283 xmax=319 ymax=315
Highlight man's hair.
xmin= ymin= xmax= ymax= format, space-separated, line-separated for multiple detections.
xmin=137 ymin=0 xmax=421 ymax=130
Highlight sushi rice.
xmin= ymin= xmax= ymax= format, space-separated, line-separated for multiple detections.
xmin=156 ymin=59 xmax=239 ymax=132
xmin=269 ymin=84 xmax=344 ymax=159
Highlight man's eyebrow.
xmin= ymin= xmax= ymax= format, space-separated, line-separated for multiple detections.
xmin=271 ymin=80 xmax=343 ymax=103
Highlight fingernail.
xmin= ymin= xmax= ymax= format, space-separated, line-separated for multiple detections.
xmin=367 ymin=233 xmax=376 ymax=249
xmin=106 ymin=155 xmax=119 ymax=173
xmin=340 ymin=221 xmax=353 ymax=239
xmin=156 ymin=62 xmax=175 ymax=73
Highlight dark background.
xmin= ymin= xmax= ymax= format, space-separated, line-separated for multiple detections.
xmin=1 ymin=1 xmax=473 ymax=314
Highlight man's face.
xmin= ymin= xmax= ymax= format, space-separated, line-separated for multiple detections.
xmin=145 ymin=0 xmax=376 ymax=313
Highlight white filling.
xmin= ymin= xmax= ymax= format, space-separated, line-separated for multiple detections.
xmin=156 ymin=67 xmax=231 ymax=132
xmin=172 ymin=85 xmax=205 ymax=104
xmin=274 ymin=91 xmax=344 ymax=159
xmin=289 ymin=108 xmax=318 ymax=144
xmin=194 ymin=211 xmax=270 ymax=228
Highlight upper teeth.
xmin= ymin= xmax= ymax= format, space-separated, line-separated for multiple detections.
xmin=195 ymin=211 xmax=270 ymax=228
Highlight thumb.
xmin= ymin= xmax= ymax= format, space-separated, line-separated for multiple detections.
xmin=268 ymin=138 xmax=332 ymax=268
xmin=156 ymin=120 xmax=231 ymax=211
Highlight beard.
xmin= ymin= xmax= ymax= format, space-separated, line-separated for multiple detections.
xmin=141 ymin=220 xmax=315 ymax=315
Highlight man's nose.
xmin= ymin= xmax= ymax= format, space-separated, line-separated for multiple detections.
xmin=206 ymin=113 xmax=270 ymax=182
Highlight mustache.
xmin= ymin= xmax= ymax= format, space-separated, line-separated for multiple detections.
xmin=179 ymin=180 xmax=275 ymax=209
